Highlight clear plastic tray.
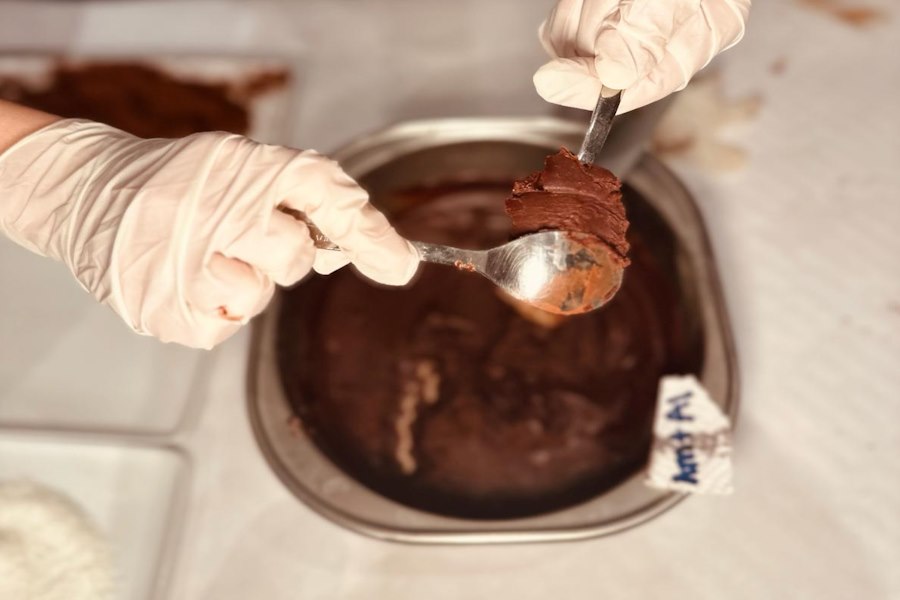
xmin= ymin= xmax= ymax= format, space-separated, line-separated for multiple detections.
xmin=0 ymin=189 xmax=200 ymax=598
xmin=0 ymin=239 xmax=210 ymax=435
xmin=0 ymin=432 xmax=189 ymax=600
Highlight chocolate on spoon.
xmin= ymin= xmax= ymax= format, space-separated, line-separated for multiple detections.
xmin=500 ymin=87 xmax=629 ymax=314
xmin=294 ymin=88 xmax=628 ymax=315
xmin=299 ymin=226 xmax=622 ymax=316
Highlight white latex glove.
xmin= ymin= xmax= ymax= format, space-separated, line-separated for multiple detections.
xmin=533 ymin=0 xmax=751 ymax=114
xmin=0 ymin=119 xmax=419 ymax=349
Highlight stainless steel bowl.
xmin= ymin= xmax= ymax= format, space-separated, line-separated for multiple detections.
xmin=248 ymin=118 xmax=738 ymax=544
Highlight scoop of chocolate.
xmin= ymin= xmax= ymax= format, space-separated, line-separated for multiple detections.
xmin=505 ymin=148 xmax=630 ymax=265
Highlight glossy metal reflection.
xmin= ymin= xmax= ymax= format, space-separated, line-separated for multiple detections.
xmin=413 ymin=231 xmax=624 ymax=315
xmin=298 ymin=212 xmax=624 ymax=315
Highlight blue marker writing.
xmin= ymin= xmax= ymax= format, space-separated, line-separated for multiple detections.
xmin=671 ymin=431 xmax=699 ymax=484
xmin=666 ymin=390 xmax=694 ymax=422
xmin=667 ymin=391 xmax=698 ymax=484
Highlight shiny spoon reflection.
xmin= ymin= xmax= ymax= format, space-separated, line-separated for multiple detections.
xmin=411 ymin=231 xmax=623 ymax=315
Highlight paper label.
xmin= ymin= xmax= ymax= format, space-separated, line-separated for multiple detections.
xmin=645 ymin=375 xmax=733 ymax=495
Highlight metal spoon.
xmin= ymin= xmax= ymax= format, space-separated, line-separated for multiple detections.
xmin=298 ymin=223 xmax=623 ymax=315
xmin=578 ymin=86 xmax=621 ymax=165
xmin=413 ymin=230 xmax=623 ymax=314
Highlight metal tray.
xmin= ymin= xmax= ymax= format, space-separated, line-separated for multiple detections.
xmin=248 ymin=117 xmax=738 ymax=544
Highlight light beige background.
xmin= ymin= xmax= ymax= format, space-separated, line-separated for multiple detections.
xmin=0 ymin=1 xmax=897 ymax=598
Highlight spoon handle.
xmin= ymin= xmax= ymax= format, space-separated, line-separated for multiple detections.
xmin=411 ymin=241 xmax=486 ymax=270
xmin=278 ymin=207 xmax=340 ymax=250
xmin=278 ymin=207 xmax=486 ymax=269
xmin=578 ymin=86 xmax=621 ymax=166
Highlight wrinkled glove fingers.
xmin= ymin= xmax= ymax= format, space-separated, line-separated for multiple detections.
xmin=533 ymin=57 xmax=603 ymax=112
xmin=541 ymin=0 xmax=620 ymax=57
xmin=591 ymin=0 xmax=696 ymax=89
xmin=618 ymin=51 xmax=688 ymax=113
xmin=312 ymin=249 xmax=351 ymax=275
xmin=193 ymin=252 xmax=274 ymax=325
xmin=535 ymin=0 xmax=750 ymax=114
xmin=620 ymin=1 xmax=746 ymax=113
xmin=535 ymin=2 xmax=688 ymax=110
xmin=227 ymin=210 xmax=316 ymax=286
xmin=279 ymin=152 xmax=419 ymax=286
xmin=663 ymin=1 xmax=748 ymax=76
xmin=707 ymin=0 xmax=751 ymax=52
xmin=273 ymin=205 xmax=352 ymax=274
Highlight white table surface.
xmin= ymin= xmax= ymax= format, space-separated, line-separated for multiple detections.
xmin=1 ymin=1 xmax=898 ymax=599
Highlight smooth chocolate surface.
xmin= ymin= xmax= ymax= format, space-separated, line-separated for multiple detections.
xmin=506 ymin=148 xmax=630 ymax=263
xmin=277 ymin=183 xmax=701 ymax=519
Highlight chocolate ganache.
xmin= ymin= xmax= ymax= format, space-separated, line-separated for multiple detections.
xmin=506 ymin=148 xmax=630 ymax=265
xmin=277 ymin=182 xmax=700 ymax=519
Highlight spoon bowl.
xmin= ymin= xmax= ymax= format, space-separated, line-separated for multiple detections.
xmin=413 ymin=231 xmax=624 ymax=315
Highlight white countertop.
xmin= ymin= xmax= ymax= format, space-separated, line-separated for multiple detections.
xmin=1 ymin=1 xmax=898 ymax=598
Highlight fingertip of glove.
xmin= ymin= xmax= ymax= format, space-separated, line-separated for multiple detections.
xmin=613 ymin=92 xmax=646 ymax=115
xmin=174 ymin=253 xmax=275 ymax=349
xmin=313 ymin=251 xmax=350 ymax=276
xmin=534 ymin=60 xmax=603 ymax=111
xmin=387 ymin=241 xmax=421 ymax=286
xmin=354 ymin=239 xmax=421 ymax=286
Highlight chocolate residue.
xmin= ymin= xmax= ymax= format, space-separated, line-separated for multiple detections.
xmin=0 ymin=62 xmax=288 ymax=137
xmin=520 ymin=231 xmax=624 ymax=316
xmin=453 ymin=260 xmax=477 ymax=273
xmin=505 ymin=148 xmax=629 ymax=263
xmin=798 ymin=0 xmax=887 ymax=27
xmin=770 ymin=57 xmax=788 ymax=76
xmin=286 ymin=415 xmax=304 ymax=438
xmin=277 ymin=182 xmax=702 ymax=519
xmin=232 ymin=70 xmax=289 ymax=103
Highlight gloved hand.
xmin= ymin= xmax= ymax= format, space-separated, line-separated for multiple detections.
xmin=0 ymin=119 xmax=419 ymax=349
xmin=533 ymin=0 xmax=751 ymax=114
